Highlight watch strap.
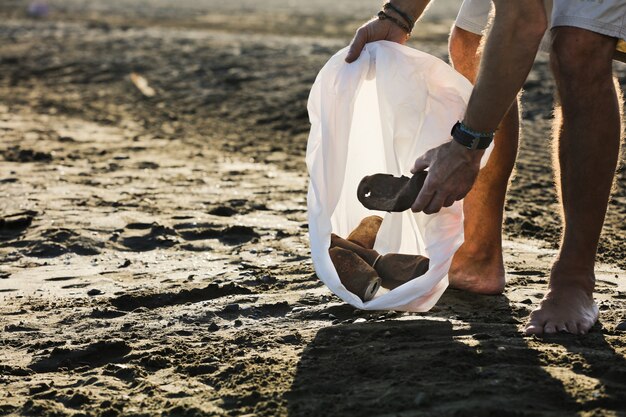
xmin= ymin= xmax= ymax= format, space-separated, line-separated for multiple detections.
xmin=451 ymin=121 xmax=494 ymax=150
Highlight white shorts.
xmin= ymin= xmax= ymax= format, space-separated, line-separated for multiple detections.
xmin=455 ymin=0 xmax=626 ymax=52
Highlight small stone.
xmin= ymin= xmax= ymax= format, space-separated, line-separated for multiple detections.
xmin=208 ymin=322 xmax=219 ymax=332
xmin=413 ymin=392 xmax=426 ymax=406
xmin=209 ymin=206 xmax=237 ymax=217
xmin=118 ymin=259 xmax=131 ymax=268
xmin=353 ymin=318 xmax=367 ymax=324
xmin=280 ymin=333 xmax=301 ymax=344
xmin=87 ymin=289 xmax=103 ymax=296
xmin=224 ymin=304 xmax=239 ymax=313
xmin=615 ymin=321 xmax=626 ymax=332
xmin=260 ymin=275 xmax=276 ymax=284
xmin=28 ymin=383 xmax=50 ymax=395
xmin=234 ymin=319 xmax=243 ymax=327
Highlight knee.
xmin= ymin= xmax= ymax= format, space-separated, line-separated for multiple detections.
xmin=551 ymin=28 xmax=615 ymax=85
xmin=449 ymin=26 xmax=482 ymax=82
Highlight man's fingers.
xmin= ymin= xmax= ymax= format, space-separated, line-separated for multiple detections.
xmin=345 ymin=19 xmax=409 ymax=63
xmin=443 ymin=196 xmax=456 ymax=208
xmin=455 ymin=182 xmax=474 ymax=201
xmin=411 ymin=179 xmax=436 ymax=213
xmin=423 ymin=192 xmax=447 ymax=214
xmin=410 ymin=154 xmax=430 ymax=174
xmin=346 ymin=27 xmax=368 ymax=63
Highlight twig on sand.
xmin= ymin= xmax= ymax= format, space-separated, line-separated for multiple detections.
xmin=130 ymin=72 xmax=156 ymax=97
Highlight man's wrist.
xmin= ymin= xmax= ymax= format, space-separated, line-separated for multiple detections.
xmin=378 ymin=10 xmax=412 ymax=34
xmin=451 ymin=121 xmax=494 ymax=150
xmin=459 ymin=120 xmax=495 ymax=138
xmin=449 ymin=140 xmax=485 ymax=164
xmin=388 ymin=0 xmax=428 ymax=23
xmin=384 ymin=2 xmax=416 ymax=27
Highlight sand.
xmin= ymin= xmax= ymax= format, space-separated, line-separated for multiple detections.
xmin=1 ymin=1 xmax=625 ymax=416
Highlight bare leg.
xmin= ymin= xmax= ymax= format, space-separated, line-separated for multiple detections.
xmin=526 ymin=27 xmax=621 ymax=335
xmin=447 ymin=26 xmax=520 ymax=295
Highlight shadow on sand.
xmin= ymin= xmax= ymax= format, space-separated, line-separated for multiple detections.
xmin=546 ymin=328 xmax=626 ymax=412
xmin=286 ymin=289 xmax=626 ymax=416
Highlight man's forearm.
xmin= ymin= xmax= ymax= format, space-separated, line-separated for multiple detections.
xmin=463 ymin=0 xmax=547 ymax=133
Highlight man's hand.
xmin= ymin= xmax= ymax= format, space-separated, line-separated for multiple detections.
xmin=345 ymin=17 xmax=409 ymax=63
xmin=345 ymin=0 xmax=430 ymax=63
xmin=410 ymin=141 xmax=484 ymax=214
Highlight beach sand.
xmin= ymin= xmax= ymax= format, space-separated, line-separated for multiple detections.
xmin=1 ymin=1 xmax=625 ymax=416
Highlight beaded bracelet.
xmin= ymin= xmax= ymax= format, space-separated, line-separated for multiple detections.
xmin=383 ymin=2 xmax=415 ymax=32
xmin=377 ymin=10 xmax=412 ymax=34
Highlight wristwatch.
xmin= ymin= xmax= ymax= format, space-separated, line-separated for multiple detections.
xmin=451 ymin=121 xmax=494 ymax=150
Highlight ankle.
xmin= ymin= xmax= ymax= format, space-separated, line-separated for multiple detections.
xmin=549 ymin=261 xmax=596 ymax=293
xmin=449 ymin=247 xmax=505 ymax=295
xmin=448 ymin=270 xmax=505 ymax=295
xmin=455 ymin=242 xmax=502 ymax=261
xmin=552 ymin=257 xmax=595 ymax=275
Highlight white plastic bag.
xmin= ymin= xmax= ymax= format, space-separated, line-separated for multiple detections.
xmin=306 ymin=41 xmax=493 ymax=312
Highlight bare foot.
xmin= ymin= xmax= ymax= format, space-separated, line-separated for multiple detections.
xmin=448 ymin=243 xmax=505 ymax=295
xmin=525 ymin=272 xmax=598 ymax=335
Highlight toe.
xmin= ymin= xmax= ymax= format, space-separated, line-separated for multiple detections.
xmin=556 ymin=323 xmax=568 ymax=333
xmin=544 ymin=323 xmax=557 ymax=334
xmin=525 ymin=312 xmax=546 ymax=335
xmin=524 ymin=324 xmax=543 ymax=335
xmin=577 ymin=319 xmax=594 ymax=335
xmin=566 ymin=321 xmax=579 ymax=334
